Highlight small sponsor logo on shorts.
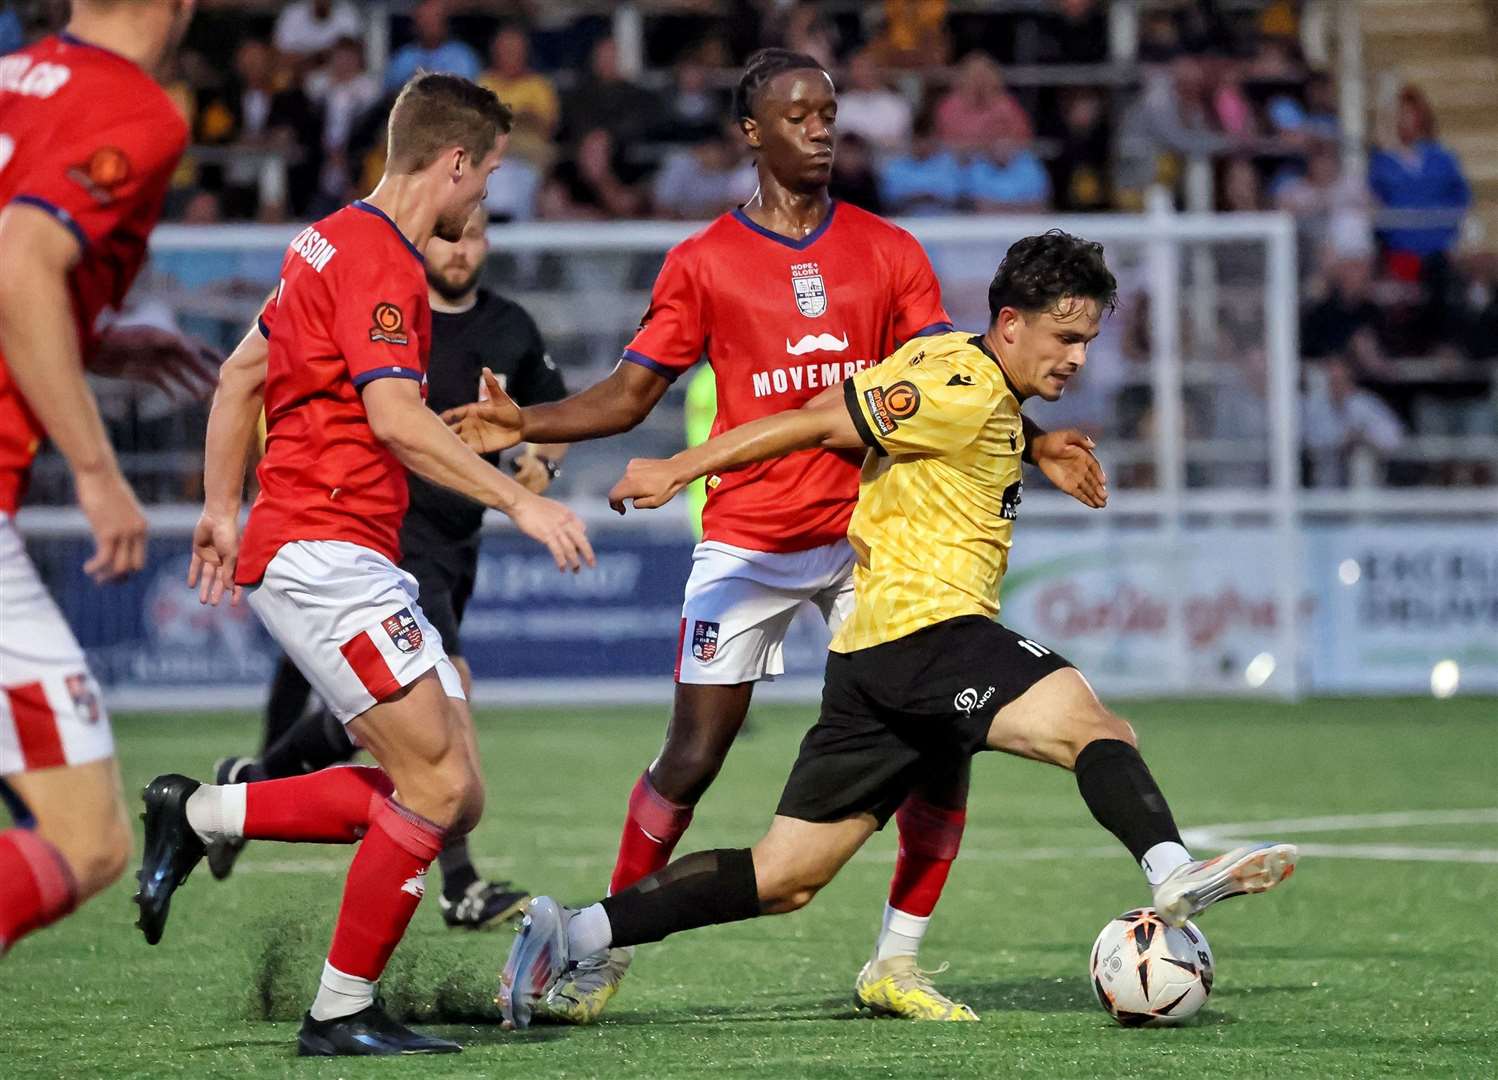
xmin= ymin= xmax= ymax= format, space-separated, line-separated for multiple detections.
xmin=691 ymin=620 xmax=720 ymax=662
xmin=381 ymin=608 xmax=424 ymax=654
xmin=954 ymin=685 xmax=995 ymax=717
xmin=66 ymin=673 xmax=101 ymax=725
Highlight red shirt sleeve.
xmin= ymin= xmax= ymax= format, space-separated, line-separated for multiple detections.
xmin=9 ymin=104 xmax=186 ymax=253
xmin=332 ymin=265 xmax=427 ymax=389
xmin=891 ymin=228 xmax=953 ymax=345
xmin=621 ymin=244 xmax=707 ymax=382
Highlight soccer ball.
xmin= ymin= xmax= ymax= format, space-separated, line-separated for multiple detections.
xmin=1089 ymin=908 xmax=1214 ymax=1026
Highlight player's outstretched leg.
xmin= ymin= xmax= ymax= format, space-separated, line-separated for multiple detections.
xmin=205 ymin=707 xmax=356 ymax=880
xmin=542 ymin=682 xmax=753 ymax=1025
xmin=504 ymin=815 xmax=875 ymax=1029
xmin=857 ymin=762 xmax=975 ymax=1021
xmin=984 ymin=665 xmax=1296 ymax=927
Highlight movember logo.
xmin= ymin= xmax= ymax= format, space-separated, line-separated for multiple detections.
xmin=785 ymin=332 xmax=850 ymax=356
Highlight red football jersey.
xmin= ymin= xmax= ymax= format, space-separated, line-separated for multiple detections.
xmin=625 ymin=200 xmax=950 ymax=552
xmin=236 ymin=201 xmax=432 ymax=586
xmin=0 ymin=32 xmax=188 ymax=513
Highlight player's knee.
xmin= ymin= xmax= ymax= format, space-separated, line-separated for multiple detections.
xmin=755 ymin=861 xmax=833 ymax=914
xmin=64 ymin=812 xmax=132 ymax=899
xmin=653 ymin=738 xmax=728 ymax=803
xmin=450 ymin=769 xmax=485 ymax=837
xmin=1058 ymin=706 xmax=1136 ymax=768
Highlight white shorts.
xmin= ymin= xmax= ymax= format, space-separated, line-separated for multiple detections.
xmin=0 ymin=514 xmax=113 ymax=775
xmin=248 ymin=540 xmax=464 ymax=724
xmin=676 ymin=539 xmax=855 ymax=685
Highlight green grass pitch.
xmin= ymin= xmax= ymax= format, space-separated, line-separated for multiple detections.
xmin=3 ymin=697 xmax=1496 ymax=1078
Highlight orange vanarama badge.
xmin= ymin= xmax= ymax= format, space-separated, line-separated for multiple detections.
xmin=370 ymin=302 xmax=409 ymax=345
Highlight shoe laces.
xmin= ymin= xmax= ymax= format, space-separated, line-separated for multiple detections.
xmin=888 ymin=959 xmax=954 ymax=999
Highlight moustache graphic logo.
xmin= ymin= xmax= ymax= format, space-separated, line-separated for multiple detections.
xmin=785 ymin=332 xmax=850 ymax=356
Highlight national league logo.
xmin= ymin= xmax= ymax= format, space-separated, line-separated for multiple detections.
xmin=791 ymin=261 xmax=827 ymax=318
xmin=381 ymin=608 xmax=424 ymax=654
xmin=691 ymin=620 xmax=720 ymax=662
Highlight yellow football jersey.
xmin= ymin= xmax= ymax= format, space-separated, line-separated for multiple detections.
xmin=833 ymin=331 xmax=1025 ymax=653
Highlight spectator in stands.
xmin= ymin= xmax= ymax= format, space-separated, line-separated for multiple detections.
xmin=963 ymin=145 xmax=1050 ymax=213
xmin=656 ymin=43 xmax=730 ymax=146
xmin=1016 ymin=0 xmax=1109 ymax=65
xmin=836 ymin=48 xmax=913 ymax=153
xmin=651 ymin=123 xmax=755 ymax=221
xmin=479 ymin=24 xmax=560 ymax=168
xmin=1210 ymin=59 xmax=1259 ymax=139
xmin=1219 ymin=155 xmax=1264 ymax=212
xmin=828 ymin=132 xmax=885 ymax=215
xmin=197 ymin=39 xmax=321 ymax=220
xmin=1274 ymin=140 xmax=1374 ymax=264
xmin=934 ymin=52 xmax=1033 ymax=155
xmin=1370 ymin=85 xmax=1471 ymax=272
xmin=1301 ymin=257 xmax=1394 ymax=373
xmin=867 ymin=0 xmax=951 ymax=69
xmin=1049 ymin=87 xmax=1111 ymax=212
xmin=1302 ymin=356 xmax=1405 ymax=488
xmin=384 ymin=0 xmax=481 ymax=92
xmin=484 ymin=155 xmax=542 ymax=223
xmin=305 ymin=36 xmax=380 ymax=214
xmin=273 ymin=0 xmax=363 ymax=67
xmin=778 ymin=2 xmax=838 ymax=69
xmin=560 ymin=36 xmax=661 ymax=150
xmin=540 ymin=128 xmax=645 ymax=221
xmin=879 ymin=114 xmax=963 ymax=215
xmin=1115 ymin=55 xmax=1228 ymax=204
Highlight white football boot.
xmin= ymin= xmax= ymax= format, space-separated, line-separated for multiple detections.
xmin=1152 ymin=842 xmax=1298 ymax=927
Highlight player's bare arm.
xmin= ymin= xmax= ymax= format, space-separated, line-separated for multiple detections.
xmin=88 ymin=323 xmax=221 ymax=404
xmin=362 ymin=376 xmax=595 ymax=572
xmin=445 ymin=360 xmax=669 ymax=451
xmin=190 ymin=320 xmax=270 ymax=606
xmin=610 ymin=388 xmax=860 ymax=513
xmin=0 ymin=203 xmax=144 ymax=583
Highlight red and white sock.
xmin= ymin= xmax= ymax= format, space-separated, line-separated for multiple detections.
xmin=0 ymin=829 xmax=78 ymax=954
xmin=185 ymin=765 xmax=394 ymax=845
xmin=608 ymin=771 xmax=694 ymax=895
xmin=310 ymin=797 xmax=445 ymax=1020
xmin=876 ymin=798 xmax=966 ymax=962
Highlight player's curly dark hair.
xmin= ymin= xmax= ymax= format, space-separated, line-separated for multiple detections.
xmin=733 ymin=48 xmax=829 ymax=124
xmin=988 ymin=230 xmax=1118 ymax=322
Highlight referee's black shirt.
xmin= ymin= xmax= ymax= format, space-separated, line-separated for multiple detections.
xmin=405 ymin=288 xmax=568 ymax=541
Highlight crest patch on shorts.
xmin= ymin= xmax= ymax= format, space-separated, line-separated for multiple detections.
xmin=65 ymin=673 xmax=101 ymax=725
xmin=691 ymin=620 xmax=720 ymax=662
xmin=381 ymin=608 xmax=424 ymax=653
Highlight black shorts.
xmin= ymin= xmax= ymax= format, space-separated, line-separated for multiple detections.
xmin=399 ymin=521 xmax=479 ymax=659
xmin=776 ymin=616 xmax=1073 ymax=828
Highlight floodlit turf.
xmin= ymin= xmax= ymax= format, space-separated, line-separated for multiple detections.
xmin=4 ymin=697 xmax=1497 ymax=1078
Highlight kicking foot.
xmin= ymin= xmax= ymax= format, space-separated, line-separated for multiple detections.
xmin=539 ymin=946 xmax=633 ymax=1024
xmin=497 ymin=896 xmax=570 ymax=1030
xmin=1153 ymin=842 xmax=1298 ymax=927
xmin=854 ymin=957 xmax=978 ymax=1021
xmin=132 ymin=774 xmax=206 ymax=945
xmin=297 ymin=1001 xmax=460 ymax=1056
xmin=205 ymin=757 xmax=251 ymax=881
xmin=440 ymin=880 xmax=530 ymax=930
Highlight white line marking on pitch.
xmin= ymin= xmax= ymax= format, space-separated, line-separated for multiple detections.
xmin=228 ymin=809 xmax=1498 ymax=875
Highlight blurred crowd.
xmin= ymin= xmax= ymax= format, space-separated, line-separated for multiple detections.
xmin=4 ymin=0 xmax=1493 ymax=491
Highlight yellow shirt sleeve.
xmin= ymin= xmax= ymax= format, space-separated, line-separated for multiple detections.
xmin=844 ymin=353 xmax=994 ymax=458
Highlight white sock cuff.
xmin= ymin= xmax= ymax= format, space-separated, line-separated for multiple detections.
xmin=884 ymin=904 xmax=932 ymax=937
xmin=566 ymin=903 xmax=613 ymax=959
xmin=1141 ymin=841 xmax=1194 ymax=887
xmin=309 ymin=961 xmax=376 ymax=1021
xmin=185 ymin=783 xmax=246 ymax=844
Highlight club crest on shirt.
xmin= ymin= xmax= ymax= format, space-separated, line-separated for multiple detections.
xmin=65 ymin=673 xmax=101 ymax=725
xmin=370 ymin=302 xmax=409 ymax=345
xmin=381 ymin=608 xmax=424 ymax=653
xmin=691 ymin=620 xmax=720 ymax=662
xmin=790 ymin=261 xmax=827 ymax=318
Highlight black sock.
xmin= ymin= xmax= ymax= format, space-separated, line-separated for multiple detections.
xmin=261 ymin=654 xmax=314 ymax=754
xmin=438 ymin=837 xmax=479 ymax=899
xmin=599 ymin=848 xmax=760 ymax=948
xmin=1074 ymin=739 xmax=1183 ymax=863
xmin=258 ymin=708 xmax=355 ymax=780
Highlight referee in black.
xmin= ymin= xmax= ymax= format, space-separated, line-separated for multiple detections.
xmin=207 ymin=205 xmax=568 ymax=929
